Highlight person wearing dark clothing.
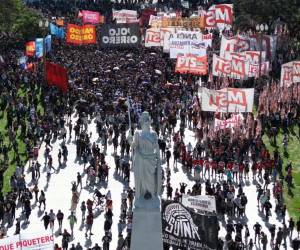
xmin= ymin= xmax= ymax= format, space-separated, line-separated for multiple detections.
xmin=253 ymin=222 xmax=262 ymax=244
xmin=41 ymin=212 xmax=51 ymax=230
xmin=102 ymin=232 xmax=112 ymax=250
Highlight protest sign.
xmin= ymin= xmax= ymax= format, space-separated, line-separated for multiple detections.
xmin=214 ymin=114 xmax=244 ymax=131
xmin=181 ymin=195 xmax=216 ymax=213
xmin=0 ymin=231 xmax=54 ymax=250
xmin=175 ymin=55 xmax=207 ymax=75
xmin=162 ymin=200 xmax=218 ymax=250
xmin=99 ymin=24 xmax=140 ymax=48
xmin=201 ymin=87 xmax=254 ymax=112
xmin=66 ymin=24 xmax=96 ymax=44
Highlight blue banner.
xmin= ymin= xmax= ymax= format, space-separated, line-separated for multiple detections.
xmin=18 ymin=56 xmax=27 ymax=69
xmin=35 ymin=38 xmax=43 ymax=58
xmin=50 ymin=23 xmax=65 ymax=39
xmin=45 ymin=35 xmax=52 ymax=53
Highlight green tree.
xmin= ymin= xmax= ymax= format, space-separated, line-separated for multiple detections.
xmin=0 ymin=0 xmax=42 ymax=40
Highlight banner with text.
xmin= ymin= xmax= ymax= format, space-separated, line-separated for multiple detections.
xmin=204 ymin=4 xmax=233 ymax=30
xmin=79 ymin=10 xmax=104 ymax=24
xmin=201 ymin=87 xmax=254 ymax=112
xmin=162 ymin=200 xmax=218 ymax=250
xmin=181 ymin=195 xmax=216 ymax=213
xmin=0 ymin=231 xmax=54 ymax=250
xmin=214 ymin=114 xmax=244 ymax=131
xmin=175 ymin=55 xmax=207 ymax=75
xmin=113 ymin=9 xmax=138 ymax=23
xmin=99 ymin=24 xmax=140 ymax=48
xmin=66 ymin=24 xmax=96 ymax=44
xmin=280 ymin=61 xmax=300 ymax=87
xmin=220 ymin=35 xmax=277 ymax=60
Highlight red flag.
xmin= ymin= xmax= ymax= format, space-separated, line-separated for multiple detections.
xmin=46 ymin=61 xmax=68 ymax=93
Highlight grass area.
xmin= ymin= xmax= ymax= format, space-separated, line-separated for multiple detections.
xmin=1 ymin=86 xmax=43 ymax=195
xmin=262 ymin=126 xmax=300 ymax=219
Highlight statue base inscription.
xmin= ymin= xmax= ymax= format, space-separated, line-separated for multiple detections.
xmin=131 ymin=199 xmax=163 ymax=250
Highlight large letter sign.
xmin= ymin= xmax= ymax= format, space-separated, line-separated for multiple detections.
xmin=201 ymin=87 xmax=254 ymax=112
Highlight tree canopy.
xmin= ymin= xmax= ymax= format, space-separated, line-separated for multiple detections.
xmin=0 ymin=0 xmax=42 ymax=40
xmin=233 ymin=0 xmax=300 ymax=38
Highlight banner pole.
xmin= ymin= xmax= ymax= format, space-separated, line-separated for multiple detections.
xmin=127 ymin=96 xmax=132 ymax=135
xmin=19 ymin=230 xmax=22 ymax=250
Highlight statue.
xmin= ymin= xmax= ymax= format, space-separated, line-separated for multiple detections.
xmin=129 ymin=111 xmax=164 ymax=250
xmin=129 ymin=111 xmax=162 ymax=208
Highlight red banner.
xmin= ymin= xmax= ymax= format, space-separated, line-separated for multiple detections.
xmin=175 ymin=55 xmax=207 ymax=75
xmin=66 ymin=24 xmax=96 ymax=44
xmin=46 ymin=62 xmax=68 ymax=93
xmin=26 ymin=41 xmax=36 ymax=57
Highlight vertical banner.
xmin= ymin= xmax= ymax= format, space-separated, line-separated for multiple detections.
xmin=45 ymin=35 xmax=52 ymax=53
xmin=280 ymin=62 xmax=294 ymax=87
xmin=162 ymin=200 xmax=218 ymax=250
xmin=26 ymin=41 xmax=36 ymax=57
xmin=292 ymin=61 xmax=300 ymax=83
xmin=50 ymin=23 xmax=65 ymax=39
xmin=212 ymin=54 xmax=231 ymax=77
xmin=35 ymin=38 xmax=44 ymax=58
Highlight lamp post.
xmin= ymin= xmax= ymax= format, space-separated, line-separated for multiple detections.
xmin=39 ymin=19 xmax=49 ymax=81
xmin=255 ymin=23 xmax=268 ymax=78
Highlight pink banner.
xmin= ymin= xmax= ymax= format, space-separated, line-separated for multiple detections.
xmin=82 ymin=10 xmax=101 ymax=24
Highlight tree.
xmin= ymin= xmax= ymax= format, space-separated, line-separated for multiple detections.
xmin=233 ymin=0 xmax=300 ymax=39
xmin=0 ymin=0 xmax=42 ymax=40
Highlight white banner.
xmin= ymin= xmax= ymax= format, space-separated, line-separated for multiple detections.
xmin=248 ymin=61 xmax=270 ymax=78
xmin=292 ymin=61 xmax=300 ymax=83
xmin=0 ymin=231 xmax=54 ymax=250
xmin=214 ymin=114 xmax=244 ymax=131
xmin=201 ymin=87 xmax=254 ymax=112
xmin=168 ymin=31 xmax=205 ymax=58
xmin=182 ymin=194 xmax=216 ymax=213
xmin=221 ymin=35 xmax=276 ymax=60
xmin=113 ymin=9 xmax=137 ymax=23
xmin=160 ymin=27 xmax=175 ymax=46
xmin=205 ymin=4 xmax=233 ymax=30
xmin=280 ymin=62 xmax=294 ymax=87
xmin=212 ymin=54 xmax=231 ymax=77
xmin=145 ymin=28 xmax=161 ymax=47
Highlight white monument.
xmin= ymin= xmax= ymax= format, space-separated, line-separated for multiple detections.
xmin=129 ymin=111 xmax=163 ymax=250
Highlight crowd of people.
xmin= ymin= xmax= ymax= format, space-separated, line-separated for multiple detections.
xmin=0 ymin=0 xmax=300 ymax=249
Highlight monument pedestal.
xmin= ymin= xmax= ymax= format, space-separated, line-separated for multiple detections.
xmin=131 ymin=199 xmax=163 ymax=250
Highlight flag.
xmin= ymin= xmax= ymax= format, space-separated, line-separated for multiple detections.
xmin=50 ymin=23 xmax=65 ymax=39
xmin=78 ymin=10 xmax=83 ymax=18
xmin=35 ymin=38 xmax=43 ymax=58
xmin=45 ymin=35 xmax=52 ymax=53
xmin=26 ymin=41 xmax=36 ymax=57
xmin=46 ymin=61 xmax=68 ymax=93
